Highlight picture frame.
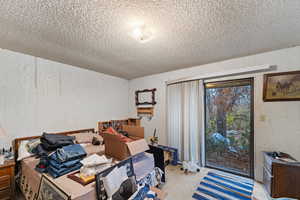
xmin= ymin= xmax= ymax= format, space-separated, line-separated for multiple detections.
xmin=135 ymin=88 xmax=157 ymax=106
xmin=67 ymin=171 xmax=95 ymax=186
xmin=95 ymin=157 xmax=135 ymax=200
xmin=263 ymin=70 xmax=300 ymax=101
xmin=37 ymin=175 xmax=70 ymax=200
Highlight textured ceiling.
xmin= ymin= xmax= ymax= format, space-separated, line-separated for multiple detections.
xmin=0 ymin=0 xmax=299 ymax=79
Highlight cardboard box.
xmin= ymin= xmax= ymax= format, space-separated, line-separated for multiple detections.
xmin=103 ymin=133 xmax=129 ymax=160
xmin=126 ymin=139 xmax=149 ymax=155
xmin=122 ymin=125 xmax=144 ymax=140
xmin=103 ymin=133 xmax=149 ymax=160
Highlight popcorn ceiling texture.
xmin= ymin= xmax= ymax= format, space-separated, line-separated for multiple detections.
xmin=0 ymin=0 xmax=299 ymax=79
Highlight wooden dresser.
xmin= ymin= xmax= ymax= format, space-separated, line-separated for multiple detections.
xmin=263 ymin=152 xmax=300 ymax=199
xmin=0 ymin=160 xmax=15 ymax=200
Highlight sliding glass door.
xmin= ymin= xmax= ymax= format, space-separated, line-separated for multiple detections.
xmin=204 ymin=78 xmax=254 ymax=177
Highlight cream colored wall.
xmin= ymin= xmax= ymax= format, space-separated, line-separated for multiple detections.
xmin=0 ymin=49 xmax=129 ymax=147
xmin=128 ymin=46 xmax=300 ymax=181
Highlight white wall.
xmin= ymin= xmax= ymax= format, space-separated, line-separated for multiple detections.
xmin=128 ymin=46 xmax=300 ymax=181
xmin=0 ymin=49 xmax=129 ymax=147
xmin=1 ymin=46 xmax=299 ymax=181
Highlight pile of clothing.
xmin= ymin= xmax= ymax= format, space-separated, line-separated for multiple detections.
xmin=41 ymin=133 xmax=75 ymax=150
xmin=34 ymin=133 xmax=75 ymax=157
xmin=104 ymin=127 xmax=133 ymax=143
xmin=137 ymin=167 xmax=164 ymax=188
xmin=34 ymin=133 xmax=87 ymax=178
xmin=47 ymin=144 xmax=87 ymax=178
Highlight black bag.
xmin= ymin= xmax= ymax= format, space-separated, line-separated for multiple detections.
xmin=40 ymin=133 xmax=75 ymax=151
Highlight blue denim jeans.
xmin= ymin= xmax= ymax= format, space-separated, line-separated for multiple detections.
xmin=49 ymin=144 xmax=86 ymax=163
xmin=47 ymin=162 xmax=82 ymax=178
xmin=48 ymin=158 xmax=82 ymax=169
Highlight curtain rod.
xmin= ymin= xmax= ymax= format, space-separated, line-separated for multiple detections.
xmin=166 ymin=64 xmax=275 ymax=85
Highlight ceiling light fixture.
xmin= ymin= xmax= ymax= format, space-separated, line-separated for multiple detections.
xmin=130 ymin=24 xmax=153 ymax=43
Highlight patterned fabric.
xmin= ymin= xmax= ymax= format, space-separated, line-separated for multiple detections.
xmin=137 ymin=167 xmax=164 ymax=187
xmin=154 ymin=167 xmax=164 ymax=185
xmin=193 ymin=171 xmax=254 ymax=200
xmin=26 ymin=139 xmax=41 ymax=154
xmin=132 ymin=185 xmax=150 ymax=200
xmin=19 ymin=174 xmax=39 ymax=200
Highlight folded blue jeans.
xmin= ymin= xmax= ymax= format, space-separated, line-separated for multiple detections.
xmin=47 ymin=162 xmax=82 ymax=178
xmin=49 ymin=144 xmax=86 ymax=163
xmin=48 ymin=158 xmax=82 ymax=170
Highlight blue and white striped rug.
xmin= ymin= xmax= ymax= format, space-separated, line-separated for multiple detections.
xmin=192 ymin=171 xmax=254 ymax=200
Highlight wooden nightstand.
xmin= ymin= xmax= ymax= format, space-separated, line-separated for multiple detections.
xmin=0 ymin=160 xmax=15 ymax=200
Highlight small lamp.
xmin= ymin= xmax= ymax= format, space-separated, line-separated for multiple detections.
xmin=0 ymin=126 xmax=7 ymax=164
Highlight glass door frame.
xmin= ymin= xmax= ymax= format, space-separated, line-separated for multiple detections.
xmin=203 ymin=78 xmax=254 ymax=178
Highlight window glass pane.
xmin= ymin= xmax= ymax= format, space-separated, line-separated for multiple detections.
xmin=205 ymin=79 xmax=253 ymax=177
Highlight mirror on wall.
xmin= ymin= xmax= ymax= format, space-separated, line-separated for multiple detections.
xmin=135 ymin=88 xmax=157 ymax=106
xmin=135 ymin=88 xmax=156 ymax=120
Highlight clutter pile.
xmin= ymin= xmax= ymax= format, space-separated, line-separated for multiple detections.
xmin=47 ymin=144 xmax=86 ymax=178
xmin=34 ymin=133 xmax=76 ymax=174
xmin=79 ymin=154 xmax=112 ymax=181
xmin=96 ymin=158 xmax=165 ymax=200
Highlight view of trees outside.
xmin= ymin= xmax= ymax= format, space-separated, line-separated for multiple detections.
xmin=205 ymin=83 xmax=252 ymax=176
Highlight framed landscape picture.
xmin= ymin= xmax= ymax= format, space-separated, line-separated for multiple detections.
xmin=37 ymin=175 xmax=70 ymax=200
xmin=263 ymin=70 xmax=300 ymax=101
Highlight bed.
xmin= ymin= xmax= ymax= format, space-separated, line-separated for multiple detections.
xmin=14 ymin=128 xmax=105 ymax=200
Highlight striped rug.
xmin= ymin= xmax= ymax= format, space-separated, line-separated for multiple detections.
xmin=192 ymin=171 xmax=254 ymax=200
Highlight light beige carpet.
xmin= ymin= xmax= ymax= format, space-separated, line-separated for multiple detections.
xmin=162 ymin=165 xmax=270 ymax=200
xmin=17 ymin=165 xmax=270 ymax=200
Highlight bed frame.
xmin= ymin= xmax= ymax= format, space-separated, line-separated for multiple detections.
xmin=13 ymin=128 xmax=95 ymax=164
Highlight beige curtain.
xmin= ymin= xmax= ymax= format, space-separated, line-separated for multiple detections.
xmin=167 ymin=80 xmax=204 ymax=163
